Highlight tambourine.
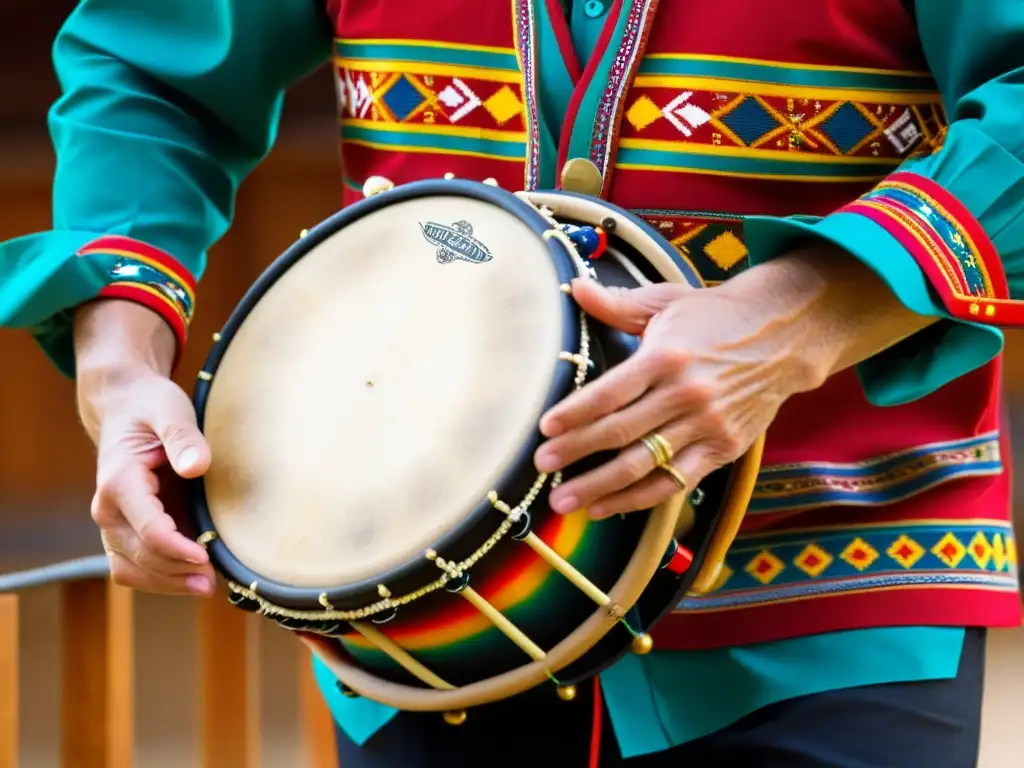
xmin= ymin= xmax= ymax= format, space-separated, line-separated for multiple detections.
xmin=189 ymin=170 xmax=763 ymax=722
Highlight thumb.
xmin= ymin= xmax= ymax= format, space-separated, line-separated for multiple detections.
xmin=147 ymin=390 xmax=212 ymax=479
xmin=571 ymin=278 xmax=689 ymax=334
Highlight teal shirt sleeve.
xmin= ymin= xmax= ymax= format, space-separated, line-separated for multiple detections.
xmin=744 ymin=0 xmax=1024 ymax=407
xmin=0 ymin=0 xmax=331 ymax=377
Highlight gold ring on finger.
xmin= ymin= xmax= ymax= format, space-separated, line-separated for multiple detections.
xmin=641 ymin=432 xmax=674 ymax=467
xmin=658 ymin=463 xmax=688 ymax=492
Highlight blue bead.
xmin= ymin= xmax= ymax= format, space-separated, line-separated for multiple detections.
xmin=583 ymin=0 xmax=606 ymax=19
xmin=569 ymin=226 xmax=601 ymax=257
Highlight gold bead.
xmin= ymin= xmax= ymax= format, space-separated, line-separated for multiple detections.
xmin=443 ymin=709 xmax=467 ymax=726
xmin=969 ymin=302 xmax=981 ymax=315
xmin=299 ymin=228 xmax=309 ymax=239
xmin=631 ymin=633 xmax=654 ymax=655
xmin=212 ymin=332 xmax=222 ymax=342
xmin=556 ymin=685 xmax=577 ymax=701
xmin=986 ymin=305 xmax=996 ymax=317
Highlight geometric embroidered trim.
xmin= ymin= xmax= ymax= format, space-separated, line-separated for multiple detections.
xmin=750 ymin=433 xmax=1002 ymax=514
xmin=840 ymin=171 xmax=1021 ymax=325
xmin=77 ymin=235 xmax=196 ymax=366
xmin=677 ymin=522 xmax=1018 ymax=612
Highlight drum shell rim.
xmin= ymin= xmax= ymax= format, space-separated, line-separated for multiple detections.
xmin=188 ymin=179 xmax=585 ymax=610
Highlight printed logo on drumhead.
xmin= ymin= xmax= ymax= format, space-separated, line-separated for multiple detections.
xmin=419 ymin=220 xmax=492 ymax=264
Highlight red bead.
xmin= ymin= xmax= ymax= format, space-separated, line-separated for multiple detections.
xmin=666 ymin=543 xmax=694 ymax=575
xmin=592 ymin=226 xmax=607 ymax=260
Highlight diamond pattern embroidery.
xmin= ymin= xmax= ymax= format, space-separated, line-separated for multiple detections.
xmin=626 ymin=95 xmax=664 ymax=131
xmin=745 ymin=549 xmax=785 ymax=585
xmin=794 ymin=544 xmax=832 ymax=578
xmin=931 ymin=533 xmax=966 ymax=568
xmin=819 ymin=102 xmax=876 ymax=153
xmin=484 ymin=85 xmax=524 ymax=125
xmin=719 ymin=97 xmax=780 ymax=145
xmin=992 ymin=534 xmax=1007 ymax=571
xmin=886 ymin=534 xmax=925 ymax=569
xmin=380 ymin=75 xmax=427 ymax=122
xmin=840 ymin=537 xmax=879 ymax=572
xmin=703 ymin=230 xmax=748 ymax=271
xmin=969 ymin=532 xmax=993 ymax=569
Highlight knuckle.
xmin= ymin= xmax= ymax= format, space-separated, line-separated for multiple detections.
xmin=157 ymin=421 xmax=192 ymax=447
xmin=90 ymin=493 xmax=119 ymax=527
xmin=701 ymin=405 xmax=731 ymax=436
xmin=644 ymin=346 xmax=688 ymax=376
xmin=620 ymin=452 xmax=651 ymax=482
xmin=136 ymin=518 xmax=167 ymax=552
xmin=107 ymin=559 xmax=137 ymax=588
xmin=684 ymin=381 xmax=715 ymax=409
xmin=602 ymin=420 xmax=634 ymax=449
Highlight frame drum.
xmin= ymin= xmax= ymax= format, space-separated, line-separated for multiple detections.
xmin=189 ymin=178 xmax=763 ymax=716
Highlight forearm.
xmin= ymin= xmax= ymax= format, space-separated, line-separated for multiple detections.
xmin=720 ymin=242 xmax=938 ymax=393
xmin=74 ymin=299 xmax=176 ymax=440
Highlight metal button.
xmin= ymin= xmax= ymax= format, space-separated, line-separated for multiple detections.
xmin=560 ymin=158 xmax=604 ymax=196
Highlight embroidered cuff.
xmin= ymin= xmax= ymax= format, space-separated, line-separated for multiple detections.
xmin=744 ymin=188 xmax=1004 ymax=406
xmin=837 ymin=172 xmax=1018 ymax=326
xmin=76 ymin=235 xmax=196 ymax=368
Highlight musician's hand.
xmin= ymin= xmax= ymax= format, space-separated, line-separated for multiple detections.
xmin=75 ymin=299 xmax=215 ymax=596
xmin=534 ymin=243 xmax=935 ymax=518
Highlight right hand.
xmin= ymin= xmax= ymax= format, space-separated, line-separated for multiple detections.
xmin=75 ymin=299 xmax=216 ymax=597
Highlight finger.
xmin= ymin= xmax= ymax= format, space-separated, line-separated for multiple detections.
xmin=102 ymin=524 xmax=211 ymax=581
xmin=144 ymin=391 xmax=212 ymax=479
xmin=571 ymin=279 xmax=687 ymax=335
xmin=588 ymin=444 xmax=716 ymax=519
xmin=98 ymin=465 xmax=210 ymax=566
xmin=535 ymin=385 xmax=692 ymax=472
xmin=106 ymin=549 xmax=215 ymax=597
xmin=540 ymin=355 xmax=656 ymax=438
xmin=546 ymin=416 xmax=692 ymax=513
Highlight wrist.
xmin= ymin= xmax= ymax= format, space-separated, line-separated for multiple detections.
xmin=717 ymin=244 xmax=851 ymax=392
xmin=74 ymin=298 xmax=178 ymax=377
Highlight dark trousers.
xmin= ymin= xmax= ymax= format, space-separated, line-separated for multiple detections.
xmin=335 ymin=628 xmax=986 ymax=767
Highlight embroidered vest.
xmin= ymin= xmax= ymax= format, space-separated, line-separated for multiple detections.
xmin=324 ymin=0 xmax=1020 ymax=647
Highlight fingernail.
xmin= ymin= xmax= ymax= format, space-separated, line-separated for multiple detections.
xmin=177 ymin=448 xmax=199 ymax=471
xmin=186 ymin=555 xmax=208 ymax=566
xmin=551 ymin=495 xmax=579 ymax=515
xmin=185 ymin=575 xmax=212 ymax=595
xmin=177 ymin=447 xmax=199 ymax=471
xmin=535 ymin=450 xmax=560 ymax=472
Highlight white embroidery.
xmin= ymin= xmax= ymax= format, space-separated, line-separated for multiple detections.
xmin=436 ymin=78 xmax=481 ymax=123
xmin=884 ymin=108 xmax=922 ymax=154
xmin=662 ymin=91 xmax=712 ymax=137
xmin=342 ymin=70 xmax=373 ymax=119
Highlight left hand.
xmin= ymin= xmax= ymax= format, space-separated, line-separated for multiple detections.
xmin=533 ymin=276 xmax=822 ymax=519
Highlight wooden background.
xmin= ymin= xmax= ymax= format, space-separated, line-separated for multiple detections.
xmin=0 ymin=3 xmax=1021 ymax=766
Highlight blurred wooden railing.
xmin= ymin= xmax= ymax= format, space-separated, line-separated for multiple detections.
xmin=0 ymin=558 xmax=337 ymax=768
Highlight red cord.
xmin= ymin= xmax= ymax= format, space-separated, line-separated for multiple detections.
xmin=588 ymin=677 xmax=603 ymax=768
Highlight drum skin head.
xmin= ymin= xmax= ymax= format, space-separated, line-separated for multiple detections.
xmin=201 ymin=195 xmax=566 ymax=588
xmin=191 ymin=178 xmax=764 ymax=712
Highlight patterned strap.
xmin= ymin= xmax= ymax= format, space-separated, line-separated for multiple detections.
xmin=76 ymin=235 xmax=197 ymax=370
xmin=837 ymin=171 xmax=1021 ymax=326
